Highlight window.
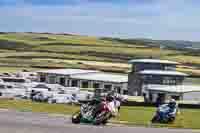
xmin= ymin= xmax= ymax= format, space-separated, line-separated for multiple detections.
xmin=82 ymin=81 xmax=89 ymax=88
xmin=104 ymin=84 xmax=112 ymax=92
xmin=114 ymin=86 xmax=121 ymax=94
xmin=30 ymin=74 xmax=35 ymax=76
xmin=93 ymin=83 xmax=100 ymax=89
xmin=176 ymin=77 xmax=184 ymax=85
xmin=123 ymin=90 xmax=128 ymax=95
xmin=0 ymin=85 xmax=5 ymax=89
xmin=7 ymin=85 xmax=13 ymax=89
xmin=40 ymin=75 xmax=46 ymax=82
xmin=164 ymin=65 xmax=176 ymax=71
xmin=2 ymin=78 xmax=26 ymax=83
xmin=71 ymin=80 xmax=78 ymax=87
xmin=117 ymin=87 xmax=121 ymax=94
xmin=49 ymin=76 xmax=56 ymax=84
xmin=163 ymin=77 xmax=177 ymax=85
xmin=59 ymin=77 xmax=66 ymax=86
xmin=144 ymin=75 xmax=162 ymax=84
xmin=132 ymin=65 xmax=135 ymax=73
xmin=34 ymin=84 xmax=47 ymax=88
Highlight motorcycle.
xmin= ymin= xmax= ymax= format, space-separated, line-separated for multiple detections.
xmin=72 ymin=100 xmax=115 ymax=125
xmin=151 ymin=104 xmax=176 ymax=123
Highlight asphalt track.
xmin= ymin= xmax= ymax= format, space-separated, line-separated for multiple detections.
xmin=0 ymin=109 xmax=197 ymax=133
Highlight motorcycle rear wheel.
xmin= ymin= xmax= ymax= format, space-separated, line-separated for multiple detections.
xmin=151 ymin=116 xmax=158 ymax=123
xmin=168 ymin=117 xmax=175 ymax=123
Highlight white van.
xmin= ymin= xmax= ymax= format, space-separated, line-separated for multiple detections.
xmin=0 ymin=77 xmax=31 ymax=88
xmin=0 ymin=83 xmax=27 ymax=98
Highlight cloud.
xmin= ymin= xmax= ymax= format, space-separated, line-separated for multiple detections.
xmin=0 ymin=0 xmax=157 ymax=6
xmin=0 ymin=0 xmax=200 ymax=41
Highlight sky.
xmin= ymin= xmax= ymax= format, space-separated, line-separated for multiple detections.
xmin=0 ymin=0 xmax=200 ymax=41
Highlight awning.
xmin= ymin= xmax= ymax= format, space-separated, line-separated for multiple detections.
xmin=139 ymin=70 xmax=188 ymax=76
xmin=145 ymin=84 xmax=200 ymax=93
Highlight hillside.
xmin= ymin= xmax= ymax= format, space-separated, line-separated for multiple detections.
xmin=0 ymin=32 xmax=200 ymax=75
xmin=101 ymin=37 xmax=200 ymax=50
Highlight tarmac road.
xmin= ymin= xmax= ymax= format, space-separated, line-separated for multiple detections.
xmin=0 ymin=109 xmax=197 ymax=133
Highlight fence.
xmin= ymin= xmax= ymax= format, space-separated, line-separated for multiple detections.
xmin=121 ymin=101 xmax=200 ymax=109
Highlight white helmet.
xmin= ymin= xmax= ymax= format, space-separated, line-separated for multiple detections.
xmin=169 ymin=99 xmax=176 ymax=108
xmin=169 ymin=99 xmax=176 ymax=103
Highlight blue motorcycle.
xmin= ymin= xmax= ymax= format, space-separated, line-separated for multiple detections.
xmin=151 ymin=104 xmax=177 ymax=123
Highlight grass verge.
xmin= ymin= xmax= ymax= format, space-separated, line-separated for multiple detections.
xmin=0 ymin=99 xmax=79 ymax=114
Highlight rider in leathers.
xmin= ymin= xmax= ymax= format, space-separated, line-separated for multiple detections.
xmin=92 ymin=93 xmax=119 ymax=119
xmin=158 ymin=99 xmax=178 ymax=120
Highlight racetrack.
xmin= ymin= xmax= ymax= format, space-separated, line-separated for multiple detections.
xmin=0 ymin=109 xmax=196 ymax=133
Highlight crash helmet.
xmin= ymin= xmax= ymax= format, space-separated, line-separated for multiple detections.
xmin=106 ymin=92 xmax=114 ymax=102
xmin=169 ymin=99 xmax=176 ymax=108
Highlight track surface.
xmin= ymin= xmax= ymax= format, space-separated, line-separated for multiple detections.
xmin=0 ymin=109 xmax=196 ymax=133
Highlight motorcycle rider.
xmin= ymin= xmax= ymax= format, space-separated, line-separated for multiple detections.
xmin=158 ymin=98 xmax=178 ymax=121
xmin=107 ymin=94 xmax=120 ymax=117
xmin=167 ymin=99 xmax=178 ymax=119
xmin=30 ymin=90 xmax=37 ymax=101
xmin=91 ymin=93 xmax=116 ymax=119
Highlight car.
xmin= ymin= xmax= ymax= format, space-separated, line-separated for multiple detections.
xmin=48 ymin=93 xmax=78 ymax=104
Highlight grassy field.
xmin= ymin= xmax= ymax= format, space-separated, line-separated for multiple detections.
xmin=116 ymin=106 xmax=200 ymax=129
xmin=0 ymin=99 xmax=200 ymax=129
xmin=0 ymin=32 xmax=199 ymax=76
xmin=0 ymin=67 xmax=44 ymax=73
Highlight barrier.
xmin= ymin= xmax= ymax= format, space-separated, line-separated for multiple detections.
xmin=121 ymin=101 xmax=200 ymax=109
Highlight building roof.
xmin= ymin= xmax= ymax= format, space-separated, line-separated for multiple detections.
xmin=139 ymin=70 xmax=188 ymax=76
xmin=146 ymin=84 xmax=200 ymax=93
xmin=33 ymin=83 xmax=65 ymax=89
xmin=128 ymin=59 xmax=179 ymax=65
xmin=71 ymin=72 xmax=128 ymax=83
xmin=37 ymin=69 xmax=99 ymax=76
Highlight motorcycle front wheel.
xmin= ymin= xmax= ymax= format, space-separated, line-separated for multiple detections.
xmin=72 ymin=111 xmax=81 ymax=124
xmin=93 ymin=111 xmax=110 ymax=125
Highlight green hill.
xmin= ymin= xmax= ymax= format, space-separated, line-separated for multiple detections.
xmin=0 ymin=32 xmax=199 ymax=75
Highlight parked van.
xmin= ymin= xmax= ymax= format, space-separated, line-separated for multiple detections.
xmin=0 ymin=83 xmax=27 ymax=98
xmin=76 ymin=91 xmax=94 ymax=101
xmin=0 ymin=77 xmax=31 ymax=84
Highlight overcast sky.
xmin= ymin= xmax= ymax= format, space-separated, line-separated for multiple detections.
xmin=0 ymin=0 xmax=200 ymax=41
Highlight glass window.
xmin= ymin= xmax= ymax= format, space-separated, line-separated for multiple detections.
xmin=2 ymin=78 xmax=26 ymax=83
xmin=123 ymin=90 xmax=128 ymax=95
xmin=40 ymin=75 xmax=46 ymax=82
xmin=7 ymin=85 xmax=13 ymax=89
xmin=48 ymin=76 xmax=56 ymax=84
xmin=0 ymin=85 xmax=5 ymax=89
xmin=162 ymin=76 xmax=178 ymax=85
xmin=164 ymin=65 xmax=176 ymax=71
xmin=104 ymin=84 xmax=112 ymax=92
xmin=144 ymin=75 xmax=163 ymax=84
xmin=114 ymin=86 xmax=121 ymax=94
xmin=82 ymin=81 xmax=89 ymax=88
xmin=93 ymin=83 xmax=100 ymax=89
xmin=34 ymin=84 xmax=48 ymax=88
xmin=59 ymin=77 xmax=66 ymax=86
xmin=71 ymin=80 xmax=78 ymax=87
